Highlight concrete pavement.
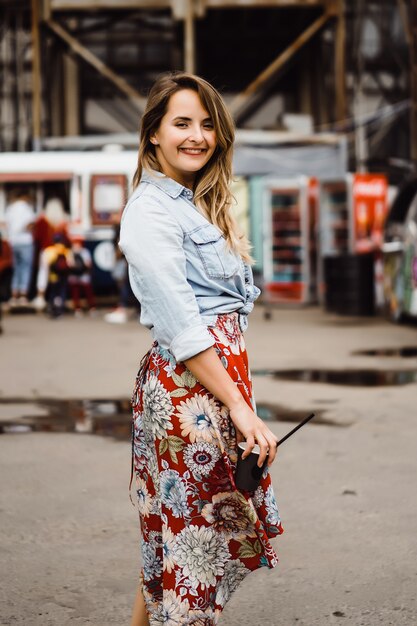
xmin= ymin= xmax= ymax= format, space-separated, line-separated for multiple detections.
xmin=0 ymin=305 xmax=416 ymax=625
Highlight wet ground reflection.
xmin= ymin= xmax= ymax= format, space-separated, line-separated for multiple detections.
xmin=252 ymin=369 xmax=417 ymax=386
xmin=0 ymin=398 xmax=340 ymax=438
xmin=0 ymin=399 xmax=131 ymax=438
xmin=256 ymin=403 xmax=344 ymax=426
xmin=352 ymin=347 xmax=417 ymax=358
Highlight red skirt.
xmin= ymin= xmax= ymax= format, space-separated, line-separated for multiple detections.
xmin=131 ymin=313 xmax=283 ymax=625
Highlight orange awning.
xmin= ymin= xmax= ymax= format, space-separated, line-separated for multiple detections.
xmin=0 ymin=172 xmax=73 ymax=182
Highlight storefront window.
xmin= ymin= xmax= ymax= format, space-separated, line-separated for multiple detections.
xmin=90 ymin=174 xmax=127 ymax=225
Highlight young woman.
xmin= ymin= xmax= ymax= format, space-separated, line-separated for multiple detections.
xmin=119 ymin=72 xmax=283 ymax=626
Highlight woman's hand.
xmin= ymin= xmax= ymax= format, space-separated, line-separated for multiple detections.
xmin=183 ymin=347 xmax=278 ymax=468
xmin=229 ymin=397 xmax=278 ymax=468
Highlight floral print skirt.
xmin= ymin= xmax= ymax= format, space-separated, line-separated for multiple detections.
xmin=131 ymin=313 xmax=283 ymax=625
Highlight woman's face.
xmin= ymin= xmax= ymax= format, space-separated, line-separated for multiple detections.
xmin=150 ymin=89 xmax=217 ymax=188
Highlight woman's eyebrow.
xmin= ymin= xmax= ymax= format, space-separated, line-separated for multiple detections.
xmin=172 ymin=116 xmax=212 ymax=122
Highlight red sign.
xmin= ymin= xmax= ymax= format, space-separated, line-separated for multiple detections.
xmin=352 ymin=174 xmax=388 ymax=252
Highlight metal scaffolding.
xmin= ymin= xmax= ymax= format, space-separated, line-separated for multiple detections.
xmin=347 ymin=0 xmax=410 ymax=181
xmin=0 ymin=0 xmax=413 ymax=182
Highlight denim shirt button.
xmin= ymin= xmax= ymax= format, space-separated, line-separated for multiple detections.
xmin=183 ymin=189 xmax=193 ymax=200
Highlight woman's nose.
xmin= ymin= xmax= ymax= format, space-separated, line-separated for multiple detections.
xmin=188 ymin=126 xmax=204 ymax=143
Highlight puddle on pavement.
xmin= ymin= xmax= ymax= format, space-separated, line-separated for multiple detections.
xmin=352 ymin=346 xmax=417 ymax=358
xmin=0 ymin=399 xmax=132 ymax=439
xmin=256 ymin=404 xmax=342 ymax=426
xmin=0 ymin=398 xmax=340 ymax=438
xmin=252 ymin=368 xmax=417 ymax=386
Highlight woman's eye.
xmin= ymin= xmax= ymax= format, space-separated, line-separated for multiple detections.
xmin=203 ymin=123 xmax=214 ymax=129
xmin=176 ymin=123 xmax=188 ymax=128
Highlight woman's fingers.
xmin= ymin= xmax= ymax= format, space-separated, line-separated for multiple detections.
xmin=236 ymin=429 xmax=245 ymax=444
xmin=257 ymin=428 xmax=278 ymax=467
xmin=255 ymin=433 xmax=269 ymax=467
xmin=266 ymin=435 xmax=278 ymax=466
xmin=241 ymin=434 xmax=255 ymax=459
xmin=230 ymin=404 xmax=279 ymax=467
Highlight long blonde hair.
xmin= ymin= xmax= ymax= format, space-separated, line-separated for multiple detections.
xmin=133 ymin=72 xmax=252 ymax=262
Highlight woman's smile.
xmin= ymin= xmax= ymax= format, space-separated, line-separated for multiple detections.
xmin=179 ymin=147 xmax=208 ymax=156
xmin=151 ymin=89 xmax=217 ymax=188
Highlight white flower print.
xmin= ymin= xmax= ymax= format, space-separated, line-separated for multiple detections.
xmin=252 ymin=486 xmax=264 ymax=509
xmin=142 ymin=539 xmax=163 ymax=582
xmin=188 ymin=608 xmax=217 ymax=625
xmin=162 ymin=526 xmax=176 ymax=574
xmin=160 ymin=590 xmax=189 ymax=626
xmin=149 ymin=530 xmax=163 ymax=548
xmin=160 ymin=469 xmax=190 ymax=518
xmin=210 ymin=315 xmax=244 ymax=355
xmin=177 ymin=395 xmax=218 ymax=443
xmin=142 ymin=587 xmax=161 ymax=624
xmin=139 ymin=426 xmax=160 ymax=487
xmin=173 ymin=524 xmax=230 ymax=589
xmin=201 ymin=491 xmax=254 ymax=539
xmin=183 ymin=442 xmax=221 ymax=478
xmin=215 ymin=560 xmax=250 ymax=607
xmin=150 ymin=496 xmax=161 ymax=516
xmin=216 ymin=404 xmax=236 ymax=460
xmin=142 ymin=374 xmax=174 ymax=439
xmin=265 ymin=485 xmax=281 ymax=526
xmin=136 ymin=477 xmax=153 ymax=517
xmin=133 ymin=416 xmax=149 ymax=472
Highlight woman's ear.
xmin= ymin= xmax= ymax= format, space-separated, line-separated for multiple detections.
xmin=150 ymin=135 xmax=159 ymax=146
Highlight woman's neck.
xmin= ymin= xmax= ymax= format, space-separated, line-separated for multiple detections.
xmin=159 ymin=166 xmax=195 ymax=192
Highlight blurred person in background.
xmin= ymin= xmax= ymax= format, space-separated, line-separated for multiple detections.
xmin=33 ymin=196 xmax=69 ymax=251
xmin=31 ymin=197 xmax=70 ymax=298
xmin=4 ymin=189 xmax=35 ymax=306
xmin=35 ymin=233 xmax=71 ymax=318
xmin=0 ymin=232 xmax=13 ymax=332
xmin=104 ymin=224 xmax=135 ymax=324
xmin=67 ymin=237 xmax=96 ymax=317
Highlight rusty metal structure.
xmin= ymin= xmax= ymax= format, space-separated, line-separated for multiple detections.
xmin=0 ymin=0 xmax=412 ymax=181
xmin=348 ymin=0 xmax=411 ymax=182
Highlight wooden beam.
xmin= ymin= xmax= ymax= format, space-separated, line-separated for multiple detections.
xmin=31 ymin=0 xmax=42 ymax=151
xmin=411 ymin=0 xmax=417 ymax=170
xmin=206 ymin=0 xmax=328 ymax=7
xmin=229 ymin=10 xmax=332 ymax=121
xmin=50 ymin=0 xmax=328 ymax=10
xmin=64 ymin=53 xmax=80 ymax=135
xmin=40 ymin=0 xmax=51 ymax=20
xmin=184 ymin=0 xmax=195 ymax=73
xmin=397 ymin=0 xmax=411 ymax=47
xmin=46 ymin=18 xmax=146 ymax=110
xmin=334 ymin=0 xmax=346 ymax=124
xmin=50 ymin=0 xmax=171 ymax=10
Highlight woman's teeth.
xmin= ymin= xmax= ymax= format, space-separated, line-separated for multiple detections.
xmin=180 ymin=148 xmax=205 ymax=154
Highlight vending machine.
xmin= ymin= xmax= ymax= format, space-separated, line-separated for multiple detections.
xmin=319 ymin=173 xmax=388 ymax=256
xmin=262 ymin=176 xmax=318 ymax=304
xmin=318 ymin=173 xmax=389 ymax=307
xmin=248 ymin=176 xmax=266 ymax=284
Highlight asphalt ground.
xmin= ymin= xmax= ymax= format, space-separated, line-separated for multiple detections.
xmin=0 ymin=305 xmax=416 ymax=625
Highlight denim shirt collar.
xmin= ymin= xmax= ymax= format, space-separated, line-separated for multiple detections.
xmin=140 ymin=169 xmax=194 ymax=201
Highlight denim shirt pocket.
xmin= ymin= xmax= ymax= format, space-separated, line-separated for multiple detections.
xmin=188 ymin=224 xmax=240 ymax=280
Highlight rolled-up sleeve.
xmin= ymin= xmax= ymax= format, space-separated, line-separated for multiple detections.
xmin=119 ymin=194 xmax=214 ymax=362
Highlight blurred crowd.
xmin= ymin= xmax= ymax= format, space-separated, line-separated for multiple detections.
xmin=0 ymin=189 xmax=137 ymax=330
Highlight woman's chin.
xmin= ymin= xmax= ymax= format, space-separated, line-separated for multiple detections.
xmin=178 ymin=160 xmax=208 ymax=173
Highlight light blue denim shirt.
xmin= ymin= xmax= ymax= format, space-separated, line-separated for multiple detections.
xmin=119 ymin=169 xmax=260 ymax=362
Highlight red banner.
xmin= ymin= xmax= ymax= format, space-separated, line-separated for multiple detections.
xmin=352 ymin=174 xmax=388 ymax=252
